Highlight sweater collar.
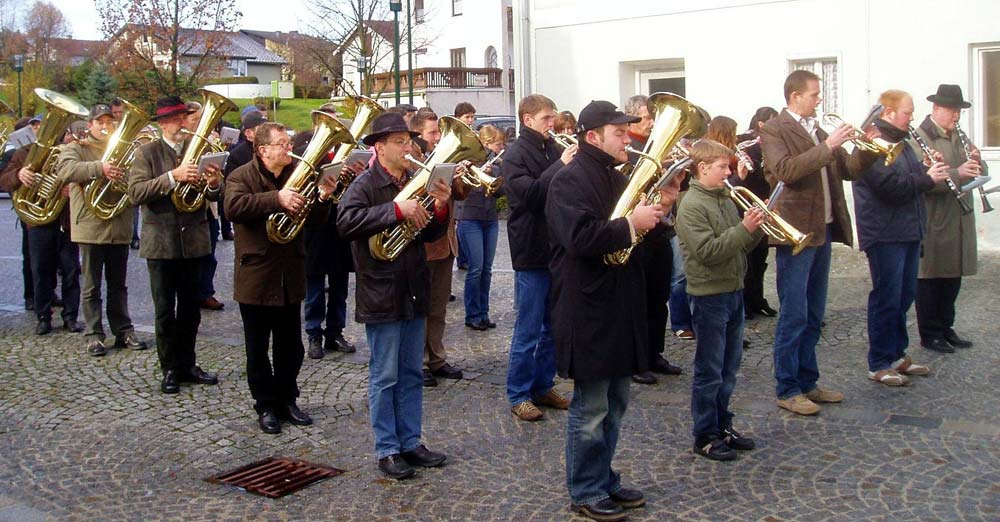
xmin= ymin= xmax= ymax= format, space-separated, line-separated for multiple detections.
xmin=691 ymin=178 xmax=728 ymax=196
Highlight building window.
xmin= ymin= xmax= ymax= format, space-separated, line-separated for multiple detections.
xmin=229 ymin=59 xmax=247 ymax=77
xmin=452 ymin=0 xmax=462 ymax=16
xmin=415 ymin=0 xmax=425 ymax=24
xmin=485 ymin=46 xmax=497 ymax=68
xmin=973 ymin=44 xmax=1000 ymax=149
xmin=790 ymin=57 xmax=839 ymax=115
xmin=450 ymin=48 xmax=466 ymax=68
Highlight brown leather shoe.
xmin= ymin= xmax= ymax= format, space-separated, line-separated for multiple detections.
xmin=533 ymin=389 xmax=570 ymax=410
xmin=805 ymin=387 xmax=844 ymax=403
xmin=511 ymin=401 xmax=543 ymax=421
xmin=200 ymin=297 xmax=224 ymax=310
xmin=777 ymin=394 xmax=821 ymax=416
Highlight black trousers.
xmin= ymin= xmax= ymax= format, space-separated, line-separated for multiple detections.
xmin=642 ymin=234 xmax=674 ymax=362
xmin=239 ymin=302 xmax=304 ymax=412
xmin=28 ymin=223 xmax=80 ymax=322
xmin=743 ymin=239 xmax=770 ymax=310
xmin=21 ymin=220 xmax=33 ymax=301
xmin=147 ymin=258 xmax=201 ymax=374
xmin=915 ymin=277 xmax=962 ymax=341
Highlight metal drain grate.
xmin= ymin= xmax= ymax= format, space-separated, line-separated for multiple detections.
xmin=207 ymin=457 xmax=342 ymax=498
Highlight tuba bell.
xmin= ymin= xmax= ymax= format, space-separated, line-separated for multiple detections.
xmin=368 ymin=116 xmax=487 ymax=261
xmin=328 ymin=96 xmax=384 ymax=203
xmin=83 ymin=98 xmax=151 ymax=220
xmin=604 ymin=92 xmax=709 ymax=266
xmin=265 ymin=110 xmax=355 ymax=244
xmin=12 ymin=88 xmax=90 ymax=226
xmin=170 ymin=89 xmax=237 ymax=213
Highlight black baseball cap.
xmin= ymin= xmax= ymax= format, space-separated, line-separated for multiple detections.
xmin=89 ymin=103 xmax=113 ymax=120
xmin=241 ymin=110 xmax=267 ymax=131
xmin=576 ymin=100 xmax=640 ymax=133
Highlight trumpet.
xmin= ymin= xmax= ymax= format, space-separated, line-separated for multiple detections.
xmin=724 ymin=178 xmax=813 ymax=255
xmin=822 ymin=113 xmax=904 ymax=166
xmin=458 ymin=149 xmax=505 ymax=197
xmin=955 ymin=122 xmax=992 ymax=213
xmin=908 ymin=124 xmax=972 ymax=215
xmin=548 ymin=130 xmax=578 ymax=149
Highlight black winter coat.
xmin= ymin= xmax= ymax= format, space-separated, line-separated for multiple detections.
xmin=546 ymin=142 xmax=648 ymax=381
xmin=503 ymin=126 xmax=564 ymax=270
xmin=336 ymin=160 xmax=447 ymax=324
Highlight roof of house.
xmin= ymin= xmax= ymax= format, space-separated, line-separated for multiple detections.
xmin=179 ymin=29 xmax=286 ymax=64
xmin=50 ymin=38 xmax=105 ymax=58
xmin=333 ymin=20 xmax=397 ymax=56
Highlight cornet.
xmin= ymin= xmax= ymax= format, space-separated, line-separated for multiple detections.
xmin=724 ymin=179 xmax=813 ymax=255
xmin=822 ymin=113 xmax=903 ymax=166
xmin=548 ymin=130 xmax=578 ymax=149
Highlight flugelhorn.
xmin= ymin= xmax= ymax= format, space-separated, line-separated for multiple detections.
xmin=328 ymin=96 xmax=384 ymax=203
xmin=822 ymin=113 xmax=904 ymax=166
xmin=908 ymin=124 xmax=972 ymax=215
xmin=458 ymin=149 xmax=505 ymax=197
xmin=724 ymin=179 xmax=813 ymax=255
xmin=548 ymin=130 xmax=578 ymax=149
xmin=368 ymin=116 xmax=487 ymax=262
xmin=83 ymin=98 xmax=151 ymax=220
xmin=266 ymin=111 xmax=354 ymax=244
xmin=12 ymin=88 xmax=90 ymax=226
xmin=171 ymin=89 xmax=237 ymax=212
xmin=605 ymin=92 xmax=708 ymax=266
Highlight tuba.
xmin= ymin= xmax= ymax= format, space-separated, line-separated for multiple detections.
xmin=724 ymin=179 xmax=813 ymax=255
xmin=368 ymin=116 xmax=487 ymax=261
xmin=170 ymin=89 xmax=237 ymax=212
xmin=12 ymin=88 xmax=90 ymax=226
xmin=604 ymin=92 xmax=709 ymax=266
xmin=83 ymin=98 xmax=151 ymax=220
xmin=822 ymin=112 xmax=904 ymax=166
xmin=265 ymin=111 xmax=354 ymax=244
xmin=328 ymin=96 xmax=384 ymax=203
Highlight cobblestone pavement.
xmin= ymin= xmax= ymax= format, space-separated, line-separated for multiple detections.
xmin=0 ymin=199 xmax=997 ymax=521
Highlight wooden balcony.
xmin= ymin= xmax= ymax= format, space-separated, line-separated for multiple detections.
xmin=371 ymin=67 xmax=509 ymax=92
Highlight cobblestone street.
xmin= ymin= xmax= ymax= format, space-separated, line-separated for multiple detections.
xmin=0 ymin=199 xmax=997 ymax=521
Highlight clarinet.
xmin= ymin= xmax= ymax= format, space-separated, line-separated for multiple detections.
xmin=907 ymin=125 xmax=972 ymax=215
xmin=955 ymin=123 xmax=993 ymax=213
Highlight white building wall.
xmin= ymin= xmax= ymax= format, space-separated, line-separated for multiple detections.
xmin=414 ymin=0 xmax=507 ymax=69
xmin=519 ymin=0 xmax=1000 ymax=248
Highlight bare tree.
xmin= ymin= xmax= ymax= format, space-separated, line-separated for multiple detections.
xmin=96 ymin=0 xmax=241 ymax=103
xmin=24 ymin=1 xmax=70 ymax=62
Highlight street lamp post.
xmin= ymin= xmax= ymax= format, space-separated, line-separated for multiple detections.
xmin=12 ymin=55 xmax=24 ymax=118
xmin=390 ymin=0 xmax=402 ymax=105
xmin=406 ymin=0 xmax=413 ymax=104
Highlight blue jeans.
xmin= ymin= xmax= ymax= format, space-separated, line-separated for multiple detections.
xmin=865 ymin=241 xmax=919 ymax=372
xmin=457 ymin=220 xmax=498 ymax=324
xmin=565 ymin=377 xmax=631 ymax=505
xmin=198 ymin=214 xmax=219 ymax=300
xmin=773 ymin=229 xmax=831 ymax=399
xmin=690 ymin=291 xmax=744 ymax=443
xmin=668 ymin=236 xmax=692 ymax=331
xmin=366 ymin=318 xmax=426 ymax=459
xmin=456 ymin=225 xmax=468 ymax=267
xmin=304 ymin=271 xmax=349 ymax=340
xmin=506 ymin=269 xmax=556 ymax=406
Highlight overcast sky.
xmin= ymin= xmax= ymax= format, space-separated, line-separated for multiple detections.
xmin=43 ymin=0 xmax=309 ymax=40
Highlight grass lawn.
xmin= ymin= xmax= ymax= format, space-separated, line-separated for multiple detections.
xmin=222 ymin=98 xmax=331 ymax=132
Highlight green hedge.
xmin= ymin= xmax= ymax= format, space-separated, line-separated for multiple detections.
xmin=200 ymin=76 xmax=260 ymax=86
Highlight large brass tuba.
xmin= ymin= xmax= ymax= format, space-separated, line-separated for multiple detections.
xmin=171 ymin=89 xmax=237 ymax=212
xmin=83 ymin=98 xmax=151 ymax=220
xmin=604 ymin=92 xmax=708 ymax=266
xmin=368 ymin=116 xmax=487 ymax=261
xmin=328 ymin=96 xmax=384 ymax=203
xmin=265 ymin=110 xmax=354 ymax=244
xmin=12 ymin=88 xmax=90 ymax=226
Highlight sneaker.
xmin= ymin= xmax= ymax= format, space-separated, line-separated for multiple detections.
xmin=511 ymin=401 xmax=543 ymax=421
xmin=893 ymin=356 xmax=930 ymax=376
xmin=804 ymin=387 xmax=844 ymax=403
xmin=115 ymin=332 xmax=147 ymax=350
xmin=777 ymin=394 xmax=821 ymax=416
xmin=532 ymin=389 xmax=570 ymax=410
xmin=868 ymin=369 xmax=910 ymax=387
xmin=693 ymin=438 xmax=737 ymax=461
xmin=86 ymin=339 xmax=107 ymax=357
xmin=721 ymin=426 xmax=755 ymax=451
xmin=675 ymin=329 xmax=696 ymax=340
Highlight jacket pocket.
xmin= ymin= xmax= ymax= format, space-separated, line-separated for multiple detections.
xmin=357 ymin=272 xmax=395 ymax=316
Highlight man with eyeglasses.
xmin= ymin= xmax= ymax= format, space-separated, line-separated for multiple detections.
xmin=338 ymin=112 xmax=453 ymax=480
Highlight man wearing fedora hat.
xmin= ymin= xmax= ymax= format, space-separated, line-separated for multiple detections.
xmin=911 ymin=84 xmax=987 ymax=353
xmin=337 ymin=111 xmax=454 ymax=480
xmin=127 ymin=95 xmax=223 ymax=395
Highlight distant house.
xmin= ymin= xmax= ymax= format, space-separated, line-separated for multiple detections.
xmin=241 ymin=29 xmax=343 ymax=91
xmin=48 ymin=38 xmax=106 ymax=66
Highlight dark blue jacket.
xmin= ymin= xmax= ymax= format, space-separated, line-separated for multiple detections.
xmin=503 ymin=126 xmax=564 ymax=270
xmin=852 ymin=141 xmax=935 ymax=252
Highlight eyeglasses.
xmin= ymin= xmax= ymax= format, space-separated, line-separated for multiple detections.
xmin=268 ymin=140 xmax=292 ymax=149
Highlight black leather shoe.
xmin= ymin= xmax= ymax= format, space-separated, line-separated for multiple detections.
xmin=35 ymin=319 xmax=52 ymax=335
xmin=86 ymin=339 xmax=107 ymax=357
xmin=281 ymin=403 xmax=313 ymax=426
xmin=448 ymin=294 xmax=456 ymax=302
xmin=651 ymin=356 xmax=682 ymax=375
xmin=721 ymin=426 xmax=756 ymax=451
xmin=922 ymin=337 xmax=955 ymax=353
xmin=431 ymin=363 xmax=463 ymax=380
xmin=114 ymin=332 xmax=147 ymax=350
xmin=307 ymin=337 xmax=325 ymax=359
xmin=161 ymin=370 xmax=179 ymax=394
xmin=258 ymin=409 xmax=281 ymax=434
xmin=944 ymin=330 xmax=973 ymax=348
xmin=422 ymin=369 xmax=438 ymax=387
xmin=63 ymin=319 xmax=84 ymax=333
xmin=330 ymin=334 xmax=356 ymax=353
xmin=570 ymin=498 xmax=626 ymax=521
xmin=400 ymin=444 xmax=446 ymax=467
xmin=180 ymin=366 xmax=218 ymax=385
xmin=610 ymin=488 xmax=646 ymax=509
xmin=758 ymin=300 xmax=778 ymax=317
xmin=484 ymin=319 xmax=497 ymax=329
xmin=694 ymin=438 xmax=737 ymax=461
xmin=465 ymin=321 xmax=488 ymax=331
xmin=632 ymin=371 xmax=658 ymax=385
xmin=378 ymin=454 xmax=416 ymax=480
